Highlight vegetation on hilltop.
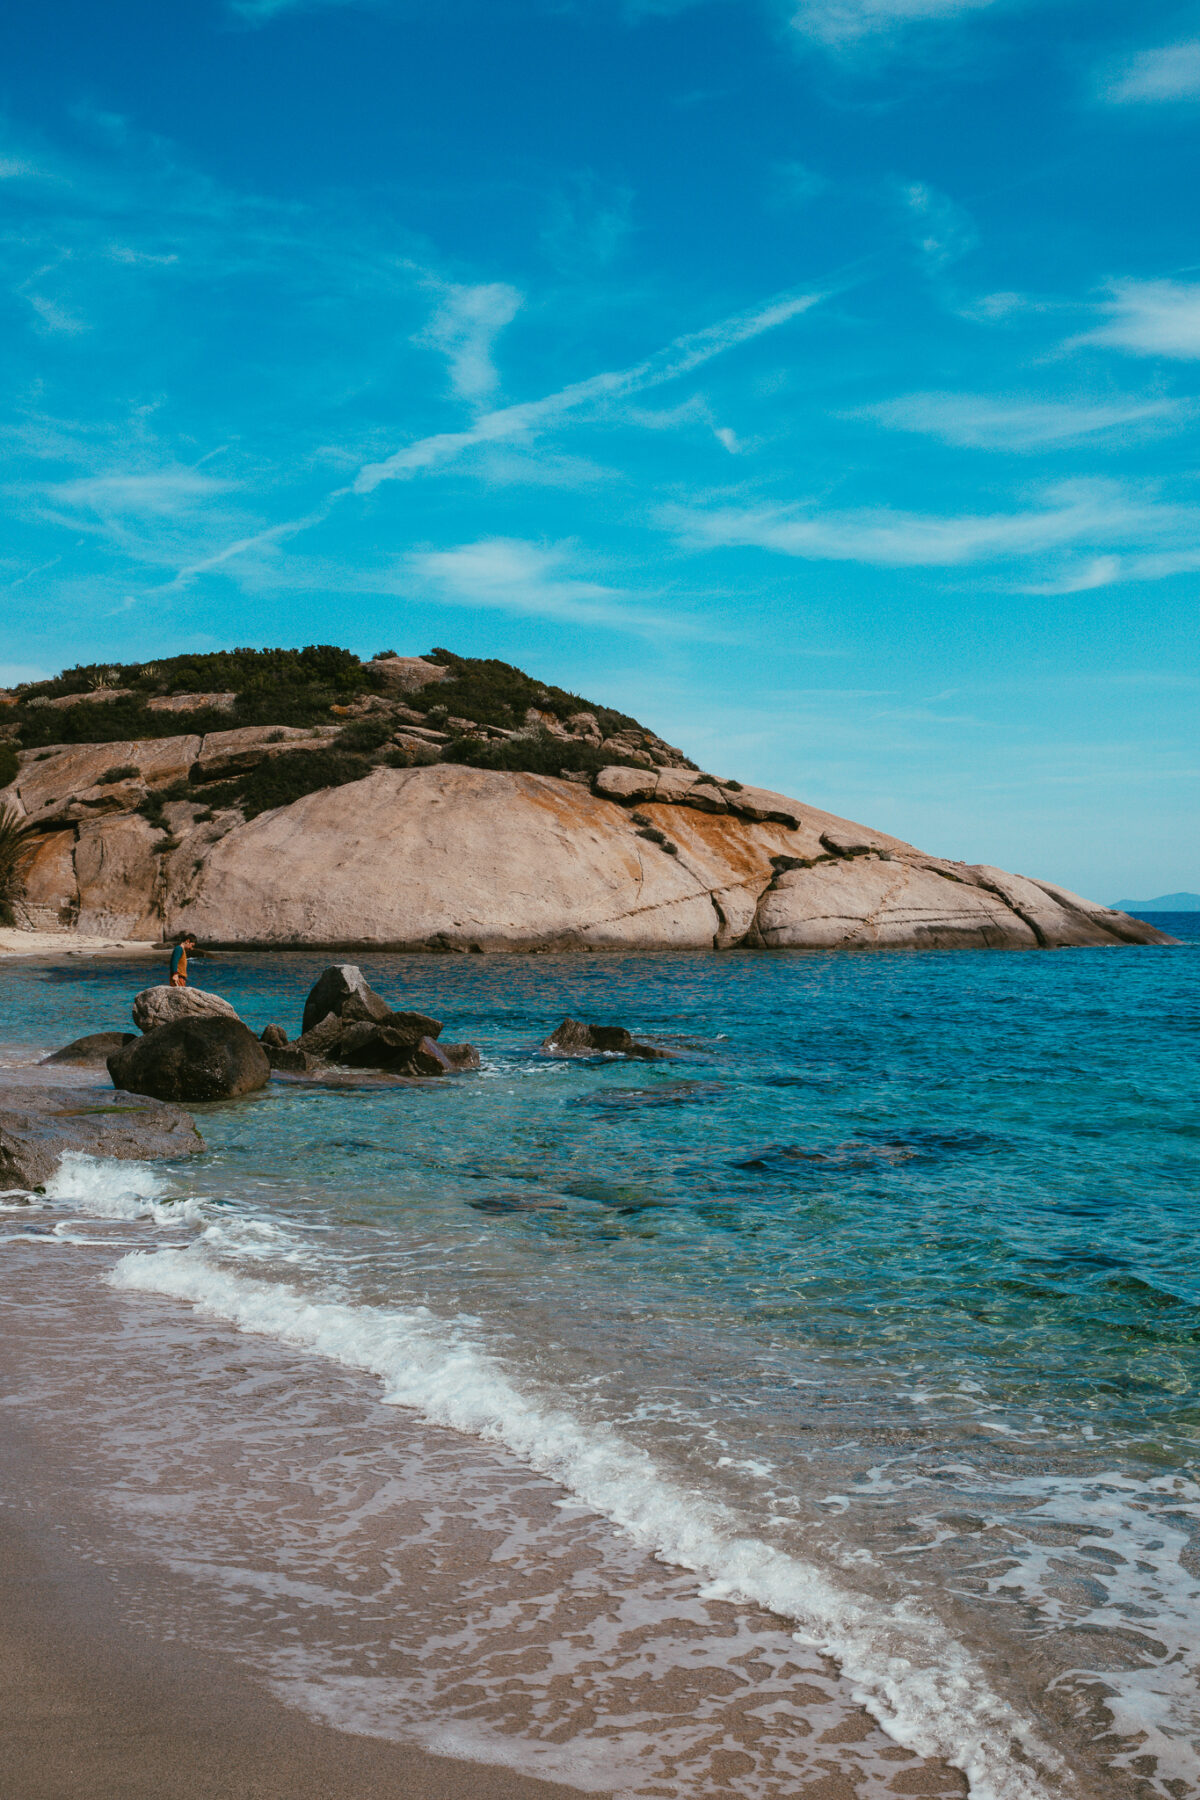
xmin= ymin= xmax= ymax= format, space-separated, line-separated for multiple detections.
xmin=6 ymin=645 xmax=646 ymax=749
xmin=0 ymin=646 xmax=684 ymax=817
xmin=411 ymin=648 xmax=639 ymax=737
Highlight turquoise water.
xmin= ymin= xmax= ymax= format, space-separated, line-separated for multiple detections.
xmin=3 ymin=923 xmax=1198 ymax=1797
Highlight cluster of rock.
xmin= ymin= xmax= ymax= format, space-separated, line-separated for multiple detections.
xmin=1 ymin=970 xmax=673 ymax=1189
xmin=98 ymin=965 xmax=483 ymax=1102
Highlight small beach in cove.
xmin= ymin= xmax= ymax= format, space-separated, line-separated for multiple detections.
xmin=2 ymin=929 xmax=1197 ymax=1800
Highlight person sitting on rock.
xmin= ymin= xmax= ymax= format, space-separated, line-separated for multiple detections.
xmin=168 ymin=932 xmax=196 ymax=988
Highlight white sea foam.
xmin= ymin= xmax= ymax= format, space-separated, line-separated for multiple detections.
xmin=42 ymin=1153 xmax=210 ymax=1225
xmin=110 ymin=1241 xmax=1069 ymax=1800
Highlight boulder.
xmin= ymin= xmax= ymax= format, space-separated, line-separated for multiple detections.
xmin=146 ymin=691 xmax=236 ymax=714
xmin=541 ymin=1017 xmax=673 ymax=1061
xmin=109 ymin=1016 xmax=270 ymax=1103
xmin=259 ymin=1023 xmax=289 ymax=1047
xmin=301 ymin=965 xmax=393 ymax=1035
xmin=0 ymin=1083 xmax=203 ymax=1190
xmin=191 ymin=724 xmax=339 ymax=783
xmin=264 ymin=1043 xmax=312 ymax=1074
xmin=42 ymin=1031 xmax=137 ymax=1066
xmin=369 ymin=656 xmax=451 ymax=694
xmin=132 ymin=985 xmax=239 ymax=1033
xmin=300 ymin=1013 xmax=471 ymax=1076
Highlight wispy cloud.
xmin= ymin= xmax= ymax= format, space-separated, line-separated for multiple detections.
xmin=406 ymin=537 xmax=678 ymax=634
xmin=666 ymin=482 xmax=1193 ymax=569
xmin=1027 ymin=549 xmax=1200 ymax=594
xmin=419 ymin=282 xmax=523 ymax=403
xmin=900 ymin=181 xmax=977 ymax=271
xmin=789 ymin=0 xmax=997 ymax=51
xmin=354 ymin=287 xmax=821 ymax=492
xmin=857 ymin=390 xmax=1190 ymax=449
xmin=47 ymin=470 xmax=232 ymax=517
xmin=1082 ymin=280 xmax=1200 ymax=359
xmin=1101 ymin=40 xmax=1200 ymax=105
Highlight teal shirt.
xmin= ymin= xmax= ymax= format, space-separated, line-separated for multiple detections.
xmin=169 ymin=944 xmax=187 ymax=980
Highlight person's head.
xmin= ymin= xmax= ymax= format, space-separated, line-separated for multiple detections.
xmin=178 ymin=932 xmax=196 ymax=949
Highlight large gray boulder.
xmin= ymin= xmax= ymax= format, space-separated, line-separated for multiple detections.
xmin=132 ymin=984 xmax=238 ymax=1033
xmin=0 ymin=1083 xmax=203 ymax=1190
xmin=109 ymin=1016 xmax=270 ymax=1103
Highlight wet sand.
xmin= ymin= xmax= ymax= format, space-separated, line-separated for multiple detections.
xmin=0 ymin=1500 xmax=596 ymax=1800
xmin=0 ymin=1222 xmax=965 ymax=1800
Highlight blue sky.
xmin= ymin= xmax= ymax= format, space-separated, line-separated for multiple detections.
xmin=3 ymin=0 xmax=1198 ymax=901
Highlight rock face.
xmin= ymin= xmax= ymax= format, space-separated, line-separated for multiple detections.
xmin=109 ymin=1017 xmax=270 ymax=1103
xmin=0 ymin=1083 xmax=203 ymax=1190
xmin=542 ymin=1018 xmax=673 ymax=1061
xmin=132 ymin=985 xmax=239 ymax=1033
xmin=42 ymin=1031 xmax=137 ymax=1066
xmin=5 ymin=743 xmax=1174 ymax=954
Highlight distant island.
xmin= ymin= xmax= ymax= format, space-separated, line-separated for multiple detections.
xmin=1110 ymin=893 xmax=1200 ymax=912
xmin=0 ymin=645 xmax=1176 ymax=954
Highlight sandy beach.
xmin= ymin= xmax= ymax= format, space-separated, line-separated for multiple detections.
xmin=0 ymin=928 xmax=162 ymax=961
xmin=0 ymin=1207 xmax=964 ymax=1800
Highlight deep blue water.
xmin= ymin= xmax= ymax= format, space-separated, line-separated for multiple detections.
xmin=2 ymin=919 xmax=1197 ymax=1797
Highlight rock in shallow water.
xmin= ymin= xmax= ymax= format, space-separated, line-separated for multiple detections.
xmin=295 ymin=965 xmax=474 ymax=1075
xmin=0 ymin=1083 xmax=203 ymax=1190
xmin=301 ymin=965 xmax=391 ymax=1036
xmin=41 ymin=1031 xmax=137 ymax=1066
xmin=132 ymin=984 xmax=239 ymax=1032
xmin=109 ymin=1016 xmax=270 ymax=1103
xmin=541 ymin=1017 xmax=674 ymax=1061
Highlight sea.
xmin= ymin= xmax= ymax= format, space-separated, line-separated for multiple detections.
xmin=1 ymin=919 xmax=1197 ymax=1800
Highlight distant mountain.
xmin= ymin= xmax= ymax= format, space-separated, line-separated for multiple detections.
xmin=1111 ymin=893 xmax=1200 ymax=913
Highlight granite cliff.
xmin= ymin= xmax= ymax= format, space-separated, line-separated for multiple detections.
xmin=0 ymin=648 xmax=1171 ymax=953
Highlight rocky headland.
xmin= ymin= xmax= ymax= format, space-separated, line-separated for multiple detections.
xmin=0 ymin=645 xmax=1172 ymax=953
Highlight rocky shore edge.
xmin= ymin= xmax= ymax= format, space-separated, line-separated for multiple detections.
xmin=0 ymin=963 xmax=671 ymax=1190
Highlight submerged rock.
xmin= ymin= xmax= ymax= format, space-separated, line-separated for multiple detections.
xmin=109 ymin=1016 xmax=270 ymax=1102
xmin=132 ymin=984 xmax=239 ymax=1033
xmin=541 ymin=1017 xmax=674 ymax=1061
xmin=42 ymin=1031 xmax=137 ymax=1066
xmin=0 ymin=1083 xmax=203 ymax=1190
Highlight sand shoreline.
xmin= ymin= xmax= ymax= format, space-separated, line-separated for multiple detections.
xmin=0 ymin=927 xmax=163 ymax=960
xmin=0 ymin=1485 xmax=591 ymax=1800
xmin=0 ymin=1206 xmax=967 ymax=1799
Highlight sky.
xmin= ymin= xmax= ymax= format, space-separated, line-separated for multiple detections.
xmin=2 ymin=0 xmax=1198 ymax=902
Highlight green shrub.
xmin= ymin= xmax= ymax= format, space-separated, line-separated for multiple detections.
xmin=0 ymin=742 xmax=18 ymax=787
xmin=440 ymin=728 xmax=624 ymax=781
xmin=410 ymin=650 xmax=639 ymax=736
xmin=0 ymin=804 xmax=31 ymax=926
xmin=335 ymin=717 xmax=393 ymax=753
xmin=97 ymin=762 xmax=139 ymax=784
xmin=201 ymin=749 xmax=373 ymax=820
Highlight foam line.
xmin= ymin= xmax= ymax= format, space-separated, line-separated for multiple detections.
xmin=110 ymin=1244 xmax=1069 ymax=1800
